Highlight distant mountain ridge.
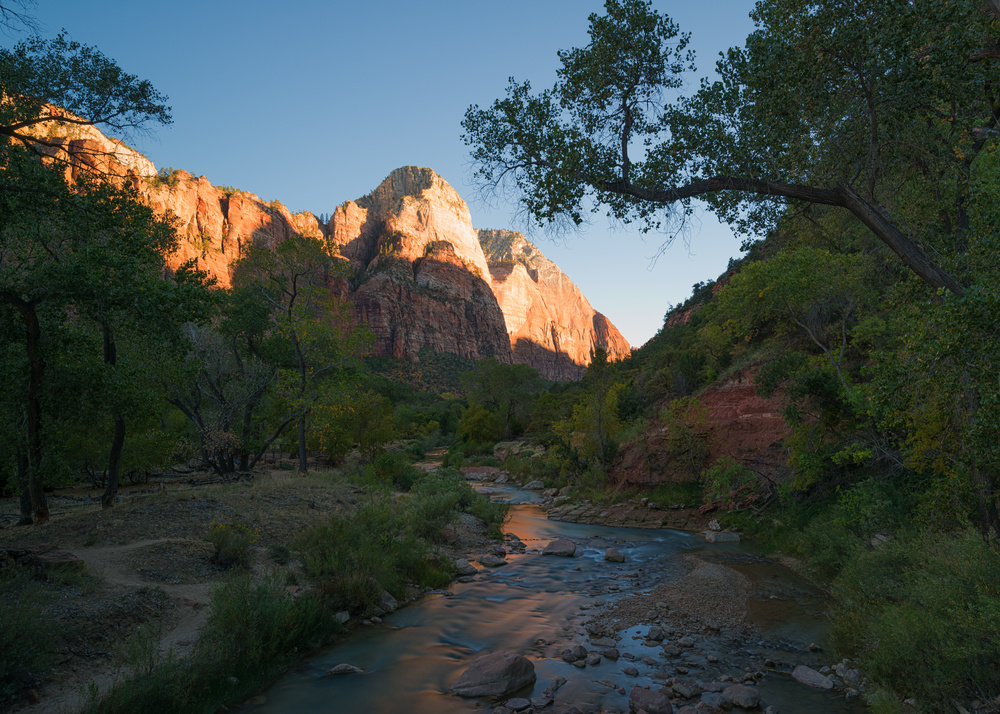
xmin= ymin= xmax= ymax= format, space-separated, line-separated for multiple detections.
xmin=37 ymin=120 xmax=629 ymax=379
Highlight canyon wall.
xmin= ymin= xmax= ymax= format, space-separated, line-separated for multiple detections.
xmin=36 ymin=117 xmax=629 ymax=379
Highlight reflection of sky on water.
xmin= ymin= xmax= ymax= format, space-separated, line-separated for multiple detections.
xmin=242 ymin=484 xmax=866 ymax=714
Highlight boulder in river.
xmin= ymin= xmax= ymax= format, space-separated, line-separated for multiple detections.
xmin=542 ymin=538 xmax=576 ymax=556
xmin=478 ymin=554 xmax=507 ymax=567
xmin=792 ymin=664 xmax=835 ymax=689
xmin=720 ymin=683 xmax=761 ymax=708
xmin=605 ymin=547 xmax=625 ymax=562
xmin=703 ymin=531 xmax=741 ymax=543
xmin=451 ymin=651 xmax=536 ymax=697
xmin=628 ymin=685 xmax=674 ymax=714
xmin=324 ymin=663 xmax=365 ymax=676
xmin=454 ymin=558 xmax=478 ymax=576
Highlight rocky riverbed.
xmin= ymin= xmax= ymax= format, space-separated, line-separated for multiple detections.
xmin=241 ymin=480 xmax=868 ymax=714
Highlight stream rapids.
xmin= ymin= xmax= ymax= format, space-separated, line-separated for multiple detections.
xmin=242 ymin=484 xmax=868 ymax=713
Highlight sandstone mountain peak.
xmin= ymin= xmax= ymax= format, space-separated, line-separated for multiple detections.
xmin=37 ymin=117 xmax=631 ymax=379
xmin=478 ymin=228 xmax=631 ymax=380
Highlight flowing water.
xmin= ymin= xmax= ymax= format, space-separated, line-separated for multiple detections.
xmin=243 ymin=484 xmax=868 ymax=713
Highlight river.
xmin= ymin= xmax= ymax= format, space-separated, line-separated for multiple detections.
xmin=242 ymin=483 xmax=868 ymax=713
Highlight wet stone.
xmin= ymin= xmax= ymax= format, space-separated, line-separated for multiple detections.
xmin=506 ymin=697 xmax=531 ymax=711
xmin=673 ymin=678 xmax=701 ymax=698
xmin=628 ymin=686 xmax=674 ymax=714
xmin=325 ymin=663 xmax=364 ymax=676
xmin=721 ymin=683 xmax=762 ymax=709
xmin=792 ymin=665 xmax=835 ymax=689
xmin=478 ymin=554 xmax=507 ymax=568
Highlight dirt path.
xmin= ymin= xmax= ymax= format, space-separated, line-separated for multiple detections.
xmin=1 ymin=468 xmax=358 ymax=713
xmin=11 ymin=537 xmax=219 ymax=714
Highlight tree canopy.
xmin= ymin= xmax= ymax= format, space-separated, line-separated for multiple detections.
xmin=462 ymin=0 xmax=1000 ymax=296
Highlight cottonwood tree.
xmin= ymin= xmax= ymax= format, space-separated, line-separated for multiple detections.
xmin=0 ymin=20 xmax=211 ymax=522
xmin=460 ymin=359 xmax=543 ymax=440
xmin=463 ymin=0 xmax=1000 ymax=297
xmin=232 ymin=235 xmax=372 ymax=473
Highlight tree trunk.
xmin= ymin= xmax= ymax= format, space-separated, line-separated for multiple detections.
xmin=99 ymin=321 xmax=124 ymax=508
xmin=15 ymin=299 xmax=50 ymax=524
xmin=101 ymin=413 xmax=126 ymax=508
xmin=297 ymin=413 xmax=308 ymax=473
xmin=16 ymin=448 xmax=32 ymax=526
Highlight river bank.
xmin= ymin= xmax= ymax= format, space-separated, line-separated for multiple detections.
xmin=234 ymin=479 xmax=869 ymax=714
xmin=0 ymin=463 xmax=499 ymax=713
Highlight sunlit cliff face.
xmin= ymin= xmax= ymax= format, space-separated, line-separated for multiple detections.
xmin=34 ymin=116 xmax=631 ymax=380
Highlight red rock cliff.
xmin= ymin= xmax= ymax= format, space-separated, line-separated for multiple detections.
xmin=479 ymin=229 xmax=631 ymax=380
xmin=34 ymin=115 xmax=630 ymax=379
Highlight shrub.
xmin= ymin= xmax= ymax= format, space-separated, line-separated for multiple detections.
xmin=0 ymin=569 xmax=57 ymax=704
xmin=89 ymin=572 xmax=341 ymax=714
xmin=373 ymin=450 xmax=420 ymax=491
xmin=701 ymin=457 xmax=756 ymax=505
xmin=206 ymin=520 xmax=259 ymax=568
xmin=831 ymin=529 xmax=1000 ymax=709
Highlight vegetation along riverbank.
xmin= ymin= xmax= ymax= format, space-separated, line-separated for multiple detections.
xmin=4 ymin=0 xmax=1000 ymax=712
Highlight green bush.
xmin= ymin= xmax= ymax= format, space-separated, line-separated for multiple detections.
xmin=701 ymin=457 xmax=756 ymax=505
xmin=0 ymin=569 xmax=56 ymax=704
xmin=206 ymin=520 xmax=259 ymax=568
xmin=831 ymin=529 xmax=1000 ymax=710
xmin=89 ymin=572 xmax=341 ymax=714
xmin=373 ymin=450 xmax=421 ymax=491
xmin=294 ymin=498 xmax=450 ymax=611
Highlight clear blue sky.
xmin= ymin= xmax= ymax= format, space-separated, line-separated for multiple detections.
xmin=22 ymin=1 xmax=758 ymax=348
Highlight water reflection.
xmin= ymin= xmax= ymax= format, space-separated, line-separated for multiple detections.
xmin=242 ymin=484 xmax=866 ymax=714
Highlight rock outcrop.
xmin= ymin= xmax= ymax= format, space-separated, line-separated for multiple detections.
xmin=329 ymin=167 xmax=513 ymax=363
xmin=479 ymin=229 xmax=631 ymax=380
xmin=34 ymin=111 xmax=322 ymax=289
xmin=329 ymin=170 xmax=631 ymax=377
xmin=33 ymin=111 xmax=630 ymax=379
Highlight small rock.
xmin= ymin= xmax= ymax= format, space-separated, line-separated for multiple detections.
xmin=325 ymin=663 xmax=365 ymax=676
xmin=648 ymin=626 xmax=665 ymax=641
xmin=673 ymin=678 xmax=701 ymax=698
xmin=605 ymin=547 xmax=625 ymax=562
xmin=335 ymin=610 xmax=350 ymax=625
xmin=721 ymin=683 xmax=761 ymax=709
xmin=478 ymin=554 xmax=508 ymax=567
xmin=703 ymin=531 xmax=741 ymax=543
xmin=792 ymin=665 xmax=834 ymax=689
xmin=524 ymin=480 xmax=545 ymax=490
xmin=603 ymin=648 xmax=621 ymax=660
xmin=378 ymin=591 xmax=398 ymax=613
xmin=505 ymin=697 xmax=531 ymax=711
xmin=542 ymin=538 xmax=576 ymax=556
xmin=678 ymin=636 xmax=696 ymax=647
xmin=454 ymin=558 xmax=479 ymax=576
xmin=545 ymin=675 xmax=567 ymax=693
xmin=586 ymin=653 xmax=601 ymax=666
xmin=628 ymin=685 xmax=674 ymax=714
xmin=623 ymin=666 xmax=640 ymax=676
